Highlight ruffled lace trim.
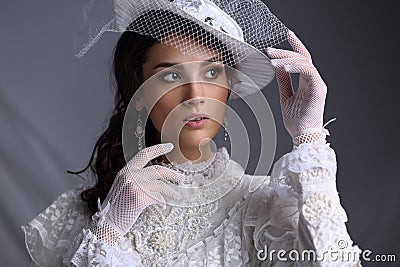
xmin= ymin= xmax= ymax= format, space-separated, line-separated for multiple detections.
xmin=269 ymin=140 xmax=337 ymax=199
xmin=22 ymin=186 xmax=92 ymax=266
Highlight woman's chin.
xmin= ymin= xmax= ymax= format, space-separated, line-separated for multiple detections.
xmin=179 ymin=138 xmax=212 ymax=149
xmin=178 ymin=131 xmax=215 ymax=149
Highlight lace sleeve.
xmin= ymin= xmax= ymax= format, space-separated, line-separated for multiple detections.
xmin=21 ymin=186 xmax=91 ymax=266
xmin=22 ymin=186 xmax=141 ymax=266
xmin=266 ymin=139 xmax=362 ymax=266
xmin=64 ymin=228 xmax=142 ymax=267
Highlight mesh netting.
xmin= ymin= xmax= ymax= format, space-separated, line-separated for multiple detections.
xmin=75 ymin=0 xmax=288 ymax=90
xmin=293 ymin=132 xmax=324 ymax=146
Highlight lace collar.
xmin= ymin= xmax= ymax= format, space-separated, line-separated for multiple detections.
xmin=155 ymin=147 xmax=244 ymax=206
xmin=156 ymin=147 xmax=230 ymax=186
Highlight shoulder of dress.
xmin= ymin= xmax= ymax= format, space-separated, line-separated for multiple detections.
xmin=33 ymin=184 xmax=92 ymax=223
xmin=52 ymin=184 xmax=90 ymax=206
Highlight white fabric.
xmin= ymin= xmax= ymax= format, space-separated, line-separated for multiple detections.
xmin=23 ymin=141 xmax=362 ymax=266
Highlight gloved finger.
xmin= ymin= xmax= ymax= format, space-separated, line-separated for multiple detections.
xmin=283 ymin=63 xmax=318 ymax=77
xmin=287 ymin=30 xmax=312 ymax=61
xmin=270 ymin=58 xmax=310 ymax=67
xmin=149 ymin=180 xmax=182 ymax=200
xmin=282 ymin=62 xmax=324 ymax=84
xmin=267 ymin=47 xmax=309 ymax=61
xmin=271 ymin=59 xmax=294 ymax=101
xmin=128 ymin=143 xmax=174 ymax=169
xmin=142 ymin=165 xmax=184 ymax=184
xmin=148 ymin=192 xmax=167 ymax=209
xmin=147 ymin=185 xmax=182 ymax=209
xmin=128 ymin=180 xmax=180 ymax=202
xmin=271 ymin=58 xmax=320 ymax=82
xmin=285 ymin=65 xmax=327 ymax=100
xmin=276 ymin=68 xmax=294 ymax=102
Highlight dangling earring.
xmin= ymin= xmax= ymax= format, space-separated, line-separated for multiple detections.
xmin=135 ymin=113 xmax=144 ymax=150
xmin=223 ymin=115 xmax=228 ymax=141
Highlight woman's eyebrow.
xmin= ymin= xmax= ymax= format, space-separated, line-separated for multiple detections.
xmin=153 ymin=57 xmax=223 ymax=70
xmin=200 ymin=57 xmax=224 ymax=66
xmin=153 ymin=62 xmax=184 ymax=70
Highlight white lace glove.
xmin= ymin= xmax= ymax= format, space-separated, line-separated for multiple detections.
xmin=90 ymin=143 xmax=184 ymax=246
xmin=267 ymin=31 xmax=328 ymax=145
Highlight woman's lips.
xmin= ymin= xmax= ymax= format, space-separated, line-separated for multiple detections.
xmin=185 ymin=118 xmax=209 ymax=128
xmin=183 ymin=113 xmax=210 ymax=128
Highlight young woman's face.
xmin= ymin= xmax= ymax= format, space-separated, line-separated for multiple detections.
xmin=140 ymin=36 xmax=229 ymax=152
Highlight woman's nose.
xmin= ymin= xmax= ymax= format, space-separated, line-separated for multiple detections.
xmin=182 ymin=82 xmax=206 ymax=107
xmin=183 ymin=97 xmax=205 ymax=107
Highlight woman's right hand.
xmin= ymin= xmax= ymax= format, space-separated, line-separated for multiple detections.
xmin=90 ymin=143 xmax=184 ymax=245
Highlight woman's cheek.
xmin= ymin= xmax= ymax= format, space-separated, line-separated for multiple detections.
xmin=150 ymin=100 xmax=177 ymax=132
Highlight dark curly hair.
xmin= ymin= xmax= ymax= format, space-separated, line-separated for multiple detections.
xmin=74 ymin=32 xmax=158 ymax=214
xmin=69 ymin=10 xmax=234 ymax=214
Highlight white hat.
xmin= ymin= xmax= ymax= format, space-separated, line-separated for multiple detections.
xmin=76 ymin=0 xmax=289 ymax=96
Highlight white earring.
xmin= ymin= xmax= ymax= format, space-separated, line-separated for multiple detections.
xmin=135 ymin=113 xmax=144 ymax=150
xmin=223 ymin=115 xmax=228 ymax=141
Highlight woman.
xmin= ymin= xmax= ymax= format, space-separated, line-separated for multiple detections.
xmin=23 ymin=0 xmax=361 ymax=266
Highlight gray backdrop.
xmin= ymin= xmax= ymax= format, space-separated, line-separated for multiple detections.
xmin=0 ymin=0 xmax=398 ymax=266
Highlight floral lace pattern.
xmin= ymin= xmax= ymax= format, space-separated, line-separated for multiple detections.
xmin=127 ymin=203 xmax=217 ymax=266
xmin=302 ymin=192 xmax=362 ymax=266
xmin=269 ymin=140 xmax=337 ymax=198
xmin=169 ymin=0 xmax=244 ymax=41
xmin=171 ymin=0 xmax=203 ymax=14
xmin=302 ymin=193 xmax=346 ymax=225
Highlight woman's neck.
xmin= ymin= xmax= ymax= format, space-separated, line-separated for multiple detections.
xmin=159 ymin=142 xmax=213 ymax=164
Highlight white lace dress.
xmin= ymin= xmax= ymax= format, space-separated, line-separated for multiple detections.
xmin=22 ymin=140 xmax=362 ymax=266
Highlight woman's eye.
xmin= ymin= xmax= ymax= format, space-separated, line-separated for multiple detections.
xmin=204 ymin=67 xmax=223 ymax=79
xmin=162 ymin=72 xmax=181 ymax=82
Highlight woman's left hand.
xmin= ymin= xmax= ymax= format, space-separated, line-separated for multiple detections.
xmin=267 ymin=31 xmax=327 ymax=145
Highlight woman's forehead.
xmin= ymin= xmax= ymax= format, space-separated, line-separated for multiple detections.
xmin=145 ymin=33 xmax=223 ymax=64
